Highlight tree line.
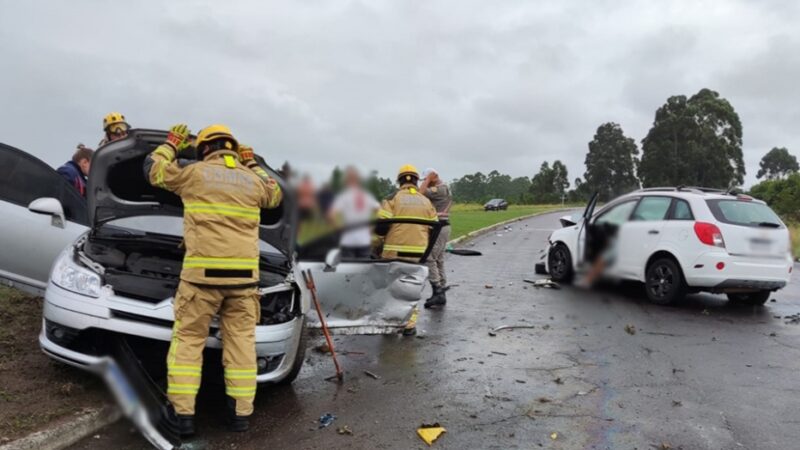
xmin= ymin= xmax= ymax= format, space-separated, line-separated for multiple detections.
xmin=327 ymin=87 xmax=799 ymax=213
xmin=446 ymin=88 xmax=799 ymax=206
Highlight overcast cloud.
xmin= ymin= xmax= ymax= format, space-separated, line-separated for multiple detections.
xmin=1 ymin=0 xmax=799 ymax=187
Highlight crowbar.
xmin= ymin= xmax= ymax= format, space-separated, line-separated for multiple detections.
xmin=302 ymin=269 xmax=344 ymax=381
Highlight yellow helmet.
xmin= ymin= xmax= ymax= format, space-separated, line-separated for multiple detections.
xmin=195 ymin=124 xmax=238 ymax=154
xmin=103 ymin=112 xmax=128 ymax=131
xmin=397 ymin=164 xmax=419 ymax=183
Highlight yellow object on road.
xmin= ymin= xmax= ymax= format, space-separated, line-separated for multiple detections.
xmin=417 ymin=424 xmax=446 ymax=446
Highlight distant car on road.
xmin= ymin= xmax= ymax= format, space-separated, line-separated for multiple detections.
xmin=544 ymin=187 xmax=793 ymax=305
xmin=484 ymin=198 xmax=508 ymax=211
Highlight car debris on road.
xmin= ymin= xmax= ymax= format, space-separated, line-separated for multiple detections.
xmin=417 ymin=423 xmax=446 ymax=446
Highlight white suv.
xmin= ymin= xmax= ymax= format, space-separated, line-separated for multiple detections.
xmin=545 ymin=188 xmax=794 ymax=305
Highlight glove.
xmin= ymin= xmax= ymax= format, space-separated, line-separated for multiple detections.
xmin=165 ymin=123 xmax=191 ymax=151
xmin=238 ymin=144 xmax=255 ymax=164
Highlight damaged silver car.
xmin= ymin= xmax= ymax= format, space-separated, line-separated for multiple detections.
xmin=0 ymin=130 xmax=440 ymax=386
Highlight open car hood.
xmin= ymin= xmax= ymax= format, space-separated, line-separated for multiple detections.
xmin=87 ymin=129 xmax=295 ymax=256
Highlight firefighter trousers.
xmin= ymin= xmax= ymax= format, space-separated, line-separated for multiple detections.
xmin=166 ymin=281 xmax=260 ymax=417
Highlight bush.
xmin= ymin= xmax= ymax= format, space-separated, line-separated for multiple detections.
xmin=749 ymin=173 xmax=800 ymax=223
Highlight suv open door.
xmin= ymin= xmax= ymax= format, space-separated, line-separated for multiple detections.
xmin=0 ymin=143 xmax=89 ymax=294
xmin=297 ymin=218 xmax=441 ymax=334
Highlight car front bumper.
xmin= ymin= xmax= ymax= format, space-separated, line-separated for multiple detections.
xmin=41 ymin=282 xmax=304 ymax=383
xmin=683 ymin=251 xmax=793 ymax=291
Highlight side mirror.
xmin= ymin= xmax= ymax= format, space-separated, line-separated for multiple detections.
xmin=559 ymin=214 xmax=578 ymax=228
xmin=324 ymin=248 xmax=342 ymax=272
xmin=28 ymin=197 xmax=66 ymax=229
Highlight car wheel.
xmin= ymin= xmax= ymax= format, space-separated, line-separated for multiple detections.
xmin=547 ymin=243 xmax=573 ymax=283
xmin=726 ymin=291 xmax=770 ymax=306
xmin=276 ymin=316 xmax=308 ymax=385
xmin=645 ymin=258 xmax=686 ymax=305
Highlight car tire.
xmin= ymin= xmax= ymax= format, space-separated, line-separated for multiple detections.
xmin=645 ymin=257 xmax=686 ymax=305
xmin=726 ymin=291 xmax=770 ymax=306
xmin=547 ymin=243 xmax=573 ymax=283
xmin=276 ymin=316 xmax=308 ymax=385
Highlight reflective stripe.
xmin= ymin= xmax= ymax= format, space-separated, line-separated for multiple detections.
xmin=224 ymin=368 xmax=257 ymax=375
xmin=184 ymin=202 xmax=260 ymax=220
xmin=378 ymin=209 xmax=393 ymax=218
xmin=183 ymin=257 xmax=259 ymax=269
xmin=223 ymin=154 xmax=236 ymax=168
xmin=386 ymin=215 xmax=438 ymax=222
xmin=225 ymin=368 xmax=258 ymax=380
xmin=167 ymin=383 xmax=200 ymax=395
xmin=154 ymin=146 xmax=174 ymax=161
xmin=226 ymin=386 xmax=257 ymax=397
xmin=155 ymin=160 xmax=168 ymax=189
xmin=383 ymin=244 xmax=426 ymax=253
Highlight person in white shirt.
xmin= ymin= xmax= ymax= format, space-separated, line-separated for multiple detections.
xmin=328 ymin=167 xmax=380 ymax=259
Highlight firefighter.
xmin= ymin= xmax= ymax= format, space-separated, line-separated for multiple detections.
xmin=377 ymin=164 xmax=437 ymax=335
xmin=99 ymin=112 xmax=130 ymax=146
xmin=143 ymin=124 xmax=281 ymax=436
xmin=419 ymin=168 xmax=453 ymax=308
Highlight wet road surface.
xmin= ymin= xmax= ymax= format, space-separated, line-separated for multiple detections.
xmin=71 ymin=211 xmax=800 ymax=450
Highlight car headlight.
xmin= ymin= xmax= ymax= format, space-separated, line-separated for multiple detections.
xmin=51 ymin=251 xmax=102 ymax=298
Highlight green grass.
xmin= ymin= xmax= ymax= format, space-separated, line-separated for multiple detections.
xmin=448 ymin=204 xmax=575 ymax=240
xmin=789 ymin=223 xmax=799 ymax=260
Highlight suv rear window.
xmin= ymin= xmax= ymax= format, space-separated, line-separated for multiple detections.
xmin=705 ymin=199 xmax=783 ymax=228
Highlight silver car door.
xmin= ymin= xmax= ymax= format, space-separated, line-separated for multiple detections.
xmin=297 ymin=218 xmax=441 ymax=335
xmin=0 ymin=143 xmax=89 ymax=295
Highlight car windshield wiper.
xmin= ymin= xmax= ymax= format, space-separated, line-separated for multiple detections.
xmin=754 ymin=221 xmax=781 ymax=228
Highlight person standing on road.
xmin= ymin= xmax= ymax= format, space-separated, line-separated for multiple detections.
xmin=144 ymin=124 xmax=282 ymax=436
xmin=328 ymin=167 xmax=380 ymax=259
xmin=56 ymin=144 xmax=93 ymax=197
xmin=99 ymin=112 xmax=130 ymax=147
xmin=419 ymin=168 xmax=452 ymax=308
xmin=377 ymin=164 xmax=438 ymax=335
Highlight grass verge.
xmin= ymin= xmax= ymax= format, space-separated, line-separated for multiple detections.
xmin=0 ymin=286 xmax=106 ymax=441
xmin=448 ymin=204 xmax=577 ymax=240
xmin=789 ymin=222 xmax=799 ymax=260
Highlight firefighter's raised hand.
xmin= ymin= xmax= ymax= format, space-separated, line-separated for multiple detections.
xmin=166 ymin=123 xmax=191 ymax=151
xmin=238 ymin=144 xmax=255 ymax=164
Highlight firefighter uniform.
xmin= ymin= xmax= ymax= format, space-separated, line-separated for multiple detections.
xmin=144 ymin=124 xmax=281 ymax=422
xmin=378 ymin=185 xmax=438 ymax=261
xmin=378 ymin=165 xmax=437 ymax=335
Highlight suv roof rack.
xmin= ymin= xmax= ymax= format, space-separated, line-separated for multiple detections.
xmin=635 ymin=186 xmax=731 ymax=195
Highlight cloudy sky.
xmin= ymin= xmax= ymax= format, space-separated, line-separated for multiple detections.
xmin=1 ymin=0 xmax=798 ymax=187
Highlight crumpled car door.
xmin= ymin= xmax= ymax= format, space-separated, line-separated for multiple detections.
xmin=0 ymin=143 xmax=89 ymax=294
xmin=296 ymin=218 xmax=441 ymax=335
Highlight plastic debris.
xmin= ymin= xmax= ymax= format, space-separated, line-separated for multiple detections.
xmin=485 ymin=284 xmax=494 ymax=289
xmin=448 ymin=249 xmax=483 ymax=256
xmin=523 ymin=278 xmax=560 ymax=289
xmin=319 ymin=413 xmax=336 ymax=429
xmin=550 ymin=432 xmax=558 ymax=440
xmin=337 ymin=425 xmax=353 ymax=435
xmin=364 ymin=370 xmax=381 ymax=380
xmin=417 ymin=423 xmax=446 ymax=446
xmin=624 ymin=324 xmax=636 ymax=335
xmin=489 ymin=324 xmax=536 ymax=336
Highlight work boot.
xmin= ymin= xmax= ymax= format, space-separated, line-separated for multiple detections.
xmin=228 ymin=415 xmax=250 ymax=432
xmin=424 ymin=284 xmax=446 ymax=309
xmin=176 ymin=414 xmax=195 ymax=437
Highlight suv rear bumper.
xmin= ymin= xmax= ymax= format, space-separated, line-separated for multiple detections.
xmin=683 ymin=251 xmax=793 ymax=290
xmin=41 ymin=283 xmax=304 ymax=384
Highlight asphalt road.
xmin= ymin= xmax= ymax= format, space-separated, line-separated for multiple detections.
xmin=71 ymin=211 xmax=800 ymax=450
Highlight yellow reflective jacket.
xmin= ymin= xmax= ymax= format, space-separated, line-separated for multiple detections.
xmin=378 ymin=184 xmax=437 ymax=261
xmin=145 ymin=145 xmax=282 ymax=286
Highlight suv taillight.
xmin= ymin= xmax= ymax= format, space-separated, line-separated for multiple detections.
xmin=694 ymin=221 xmax=725 ymax=248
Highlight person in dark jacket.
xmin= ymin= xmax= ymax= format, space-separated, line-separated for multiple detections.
xmin=56 ymin=144 xmax=93 ymax=197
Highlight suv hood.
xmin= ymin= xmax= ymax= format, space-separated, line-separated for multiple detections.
xmin=87 ymin=129 xmax=295 ymax=256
